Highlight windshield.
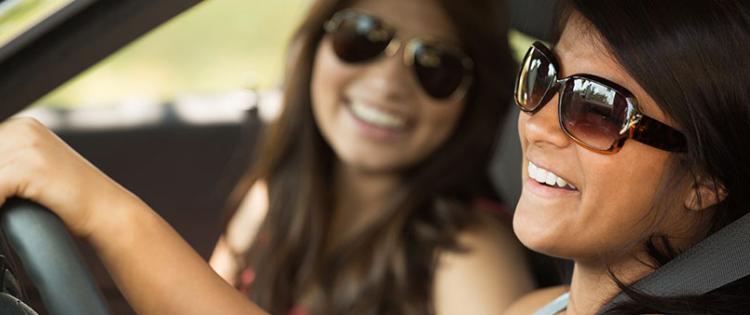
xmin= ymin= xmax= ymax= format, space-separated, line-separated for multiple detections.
xmin=0 ymin=0 xmax=94 ymax=62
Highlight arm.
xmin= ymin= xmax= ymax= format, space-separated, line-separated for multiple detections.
xmin=0 ymin=118 xmax=267 ymax=315
xmin=94 ymin=196 xmax=267 ymax=315
xmin=433 ymin=212 xmax=535 ymax=315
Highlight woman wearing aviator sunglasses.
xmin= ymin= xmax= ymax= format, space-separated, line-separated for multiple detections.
xmin=508 ymin=0 xmax=750 ymax=314
xmin=206 ymin=0 xmax=534 ymax=313
xmin=0 ymin=0 xmax=533 ymax=314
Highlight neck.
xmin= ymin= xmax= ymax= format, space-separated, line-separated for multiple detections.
xmin=329 ymin=162 xmax=402 ymax=241
xmin=564 ymin=210 xmax=715 ymax=314
xmin=566 ymin=254 xmax=654 ymax=315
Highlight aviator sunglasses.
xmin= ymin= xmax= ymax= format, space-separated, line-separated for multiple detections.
xmin=324 ymin=9 xmax=474 ymax=100
xmin=514 ymin=41 xmax=687 ymax=153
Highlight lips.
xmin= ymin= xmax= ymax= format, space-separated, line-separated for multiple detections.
xmin=348 ymin=100 xmax=408 ymax=130
xmin=528 ymin=161 xmax=577 ymax=190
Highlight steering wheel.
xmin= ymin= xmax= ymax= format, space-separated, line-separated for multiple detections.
xmin=0 ymin=198 xmax=111 ymax=315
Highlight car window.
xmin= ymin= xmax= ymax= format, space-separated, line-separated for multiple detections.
xmin=26 ymin=0 xmax=309 ymax=110
xmin=0 ymin=0 xmax=75 ymax=47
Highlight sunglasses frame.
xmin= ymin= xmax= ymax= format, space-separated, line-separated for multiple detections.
xmin=323 ymin=9 xmax=475 ymax=100
xmin=515 ymin=41 xmax=687 ymax=154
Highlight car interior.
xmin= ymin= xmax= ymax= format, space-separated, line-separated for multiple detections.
xmin=0 ymin=0 xmax=747 ymax=314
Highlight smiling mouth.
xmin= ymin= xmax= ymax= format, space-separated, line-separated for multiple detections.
xmin=528 ymin=161 xmax=577 ymax=190
xmin=345 ymin=99 xmax=411 ymax=132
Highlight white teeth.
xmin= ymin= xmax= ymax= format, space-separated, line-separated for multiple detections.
xmin=349 ymin=101 xmax=406 ymax=129
xmin=556 ymin=176 xmax=568 ymax=188
xmin=545 ymin=172 xmax=557 ymax=186
xmin=528 ymin=161 xmax=577 ymax=190
xmin=528 ymin=162 xmax=539 ymax=180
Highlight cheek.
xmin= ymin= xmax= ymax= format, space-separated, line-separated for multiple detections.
xmin=574 ymin=146 xmax=674 ymax=257
xmin=408 ymin=99 xmax=466 ymax=160
xmin=513 ymin=138 xmax=677 ymax=261
xmin=517 ymin=112 xmax=528 ymax=151
xmin=583 ymin=149 xmax=668 ymax=217
xmin=428 ymin=101 xmax=465 ymax=138
xmin=311 ymin=42 xmax=354 ymax=136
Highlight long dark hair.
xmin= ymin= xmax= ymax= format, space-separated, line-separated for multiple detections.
xmin=556 ymin=1 xmax=750 ymax=314
xmin=227 ymin=0 xmax=515 ymax=314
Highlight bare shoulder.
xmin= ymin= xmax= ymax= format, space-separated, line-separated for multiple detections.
xmin=504 ymin=286 xmax=568 ymax=315
xmin=433 ymin=210 xmax=535 ymax=315
xmin=224 ymin=180 xmax=269 ymax=251
xmin=209 ymin=181 xmax=269 ymax=283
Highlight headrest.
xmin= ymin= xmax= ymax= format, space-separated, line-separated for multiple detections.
xmin=509 ymin=0 xmax=558 ymax=41
xmin=491 ymin=105 xmax=522 ymax=208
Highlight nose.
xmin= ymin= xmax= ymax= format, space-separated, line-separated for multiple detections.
xmin=360 ymin=47 xmax=416 ymax=101
xmin=522 ymin=94 xmax=571 ymax=149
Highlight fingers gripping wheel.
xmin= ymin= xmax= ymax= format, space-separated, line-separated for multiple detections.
xmin=0 ymin=198 xmax=111 ymax=315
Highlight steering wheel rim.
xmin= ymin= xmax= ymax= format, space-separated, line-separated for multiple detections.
xmin=0 ymin=198 xmax=111 ymax=315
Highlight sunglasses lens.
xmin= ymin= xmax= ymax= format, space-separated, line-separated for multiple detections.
xmin=329 ymin=13 xmax=392 ymax=63
xmin=411 ymin=42 xmax=468 ymax=99
xmin=561 ymin=78 xmax=629 ymax=150
xmin=515 ymin=46 xmax=556 ymax=111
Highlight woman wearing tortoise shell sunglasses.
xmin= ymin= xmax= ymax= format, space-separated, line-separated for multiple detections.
xmin=0 ymin=0 xmax=534 ymax=314
xmin=508 ymin=0 xmax=750 ymax=314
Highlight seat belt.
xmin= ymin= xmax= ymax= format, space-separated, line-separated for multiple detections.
xmin=603 ymin=211 xmax=750 ymax=309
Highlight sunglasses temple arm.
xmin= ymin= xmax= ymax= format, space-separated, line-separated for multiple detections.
xmin=631 ymin=115 xmax=688 ymax=152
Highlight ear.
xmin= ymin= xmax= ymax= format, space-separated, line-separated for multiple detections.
xmin=684 ymin=177 xmax=728 ymax=211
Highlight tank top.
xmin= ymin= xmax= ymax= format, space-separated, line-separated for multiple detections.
xmin=533 ymin=292 xmax=569 ymax=315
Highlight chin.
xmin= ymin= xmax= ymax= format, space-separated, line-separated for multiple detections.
xmin=513 ymin=216 xmax=615 ymax=262
xmin=340 ymin=153 xmax=406 ymax=173
xmin=512 ymin=205 xmax=576 ymax=259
